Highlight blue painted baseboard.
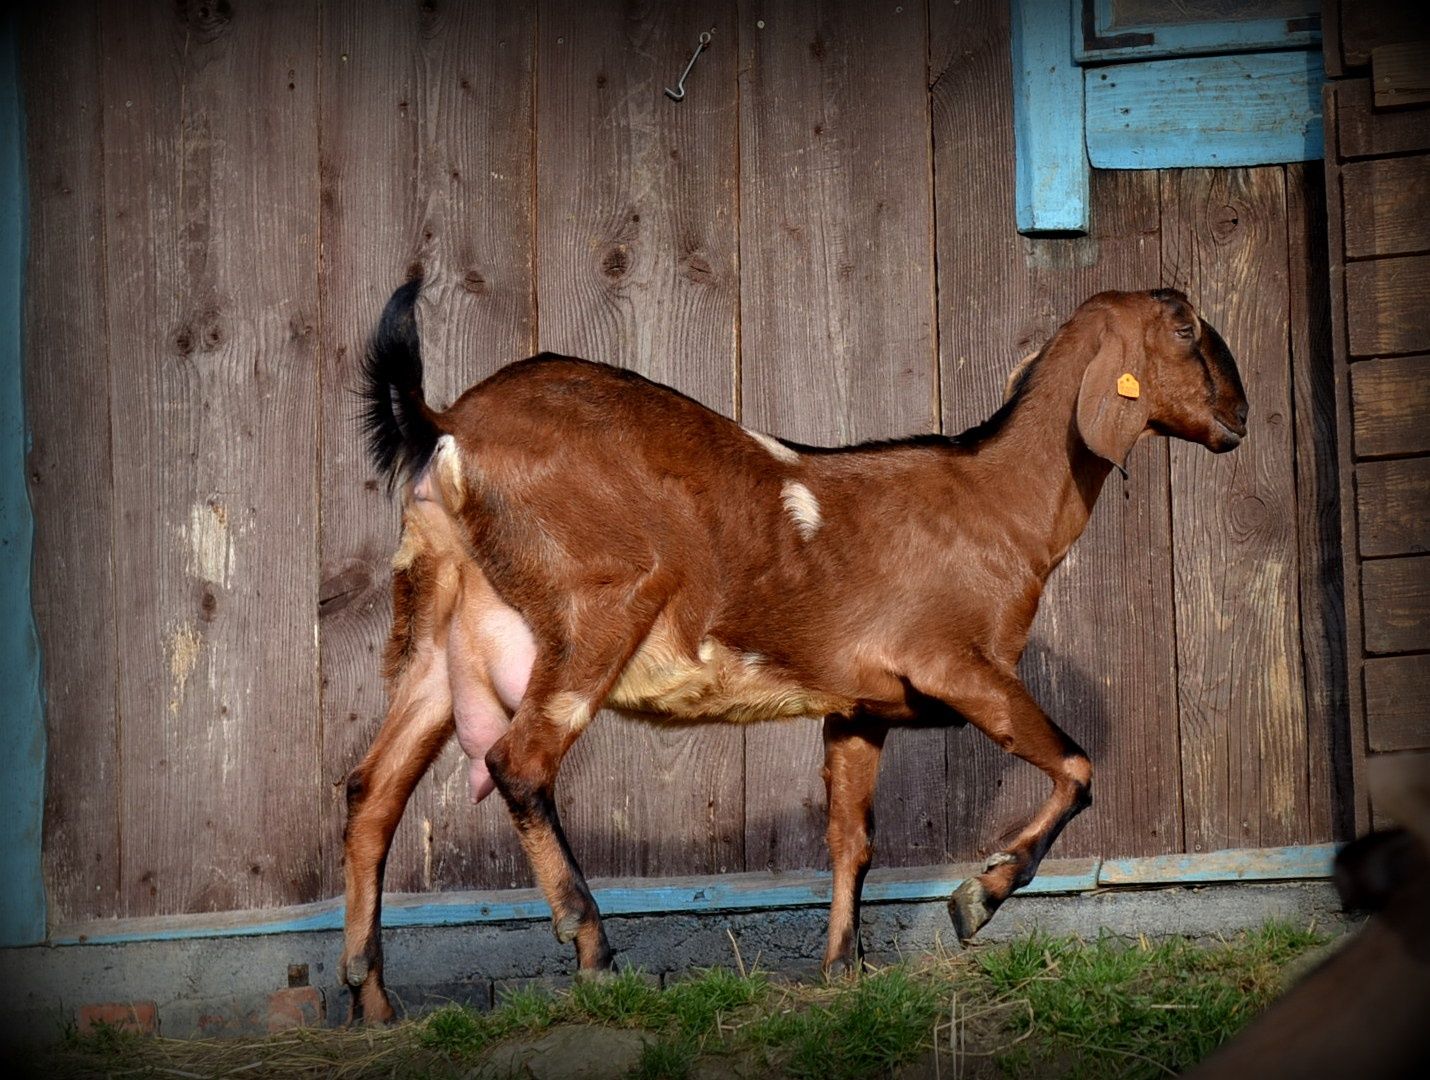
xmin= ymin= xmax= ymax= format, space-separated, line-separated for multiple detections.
xmin=47 ymin=844 xmax=1339 ymax=949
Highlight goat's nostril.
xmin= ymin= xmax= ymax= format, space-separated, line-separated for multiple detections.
xmin=1236 ymin=401 xmax=1249 ymax=425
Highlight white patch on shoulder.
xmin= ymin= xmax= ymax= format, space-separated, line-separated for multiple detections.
xmin=780 ymin=480 xmax=822 ymax=540
xmin=745 ymin=429 xmax=800 ymax=466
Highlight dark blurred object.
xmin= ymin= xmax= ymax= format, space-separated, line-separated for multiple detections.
xmin=1187 ymin=754 xmax=1430 ymax=1078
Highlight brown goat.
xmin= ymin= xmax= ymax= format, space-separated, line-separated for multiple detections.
xmin=339 ymin=282 xmax=1248 ymax=1021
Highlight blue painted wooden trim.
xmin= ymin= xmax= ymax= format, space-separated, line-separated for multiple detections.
xmin=1098 ymin=844 xmax=1339 ymax=887
xmin=1011 ymin=0 xmax=1089 ymax=235
xmin=1075 ymin=0 xmax=1320 ymax=63
xmin=1085 ymin=49 xmax=1324 ymax=168
xmin=52 ymin=862 xmax=1103 ymax=946
xmin=43 ymin=847 xmax=1339 ymax=949
xmin=0 ymin=12 xmax=46 ymax=950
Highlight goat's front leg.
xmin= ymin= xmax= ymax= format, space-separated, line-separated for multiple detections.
xmin=821 ymin=714 xmax=887 ymax=975
xmin=340 ymin=655 xmax=454 ymax=1023
xmin=920 ymin=661 xmax=1092 ymax=942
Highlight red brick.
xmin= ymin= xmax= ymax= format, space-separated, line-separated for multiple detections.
xmin=77 ymin=1001 xmax=158 ymax=1036
xmin=266 ymin=986 xmax=323 ymax=1033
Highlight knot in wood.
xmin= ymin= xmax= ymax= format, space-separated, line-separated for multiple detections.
xmin=186 ymin=0 xmax=233 ymax=42
xmin=601 ymin=244 xmax=631 ymax=280
xmin=1211 ymin=203 xmax=1242 ymax=242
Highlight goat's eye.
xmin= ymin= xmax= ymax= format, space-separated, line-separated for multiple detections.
xmin=1174 ymin=325 xmax=1195 ymax=341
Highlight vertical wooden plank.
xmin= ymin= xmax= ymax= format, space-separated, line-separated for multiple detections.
xmin=1286 ymin=161 xmax=1351 ymax=841
xmin=740 ymin=0 xmax=940 ymax=871
xmin=1322 ymin=81 xmax=1373 ymax=833
xmin=536 ymin=0 xmax=743 ymax=878
xmin=102 ymin=0 xmax=322 ymax=915
xmin=1163 ymin=167 xmax=1311 ymax=853
xmin=319 ymin=0 xmax=536 ymax=896
xmin=2 ymin=9 xmax=46 ymax=945
xmin=931 ymin=0 xmax=1179 ymax=863
xmin=19 ymin=2 xmax=121 ymax=924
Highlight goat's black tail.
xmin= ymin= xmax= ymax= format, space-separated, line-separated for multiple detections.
xmin=360 ymin=276 xmax=443 ymax=490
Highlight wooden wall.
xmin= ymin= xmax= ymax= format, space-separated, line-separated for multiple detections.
xmin=1322 ymin=0 xmax=1430 ymax=831
xmin=22 ymin=0 xmax=1347 ymax=925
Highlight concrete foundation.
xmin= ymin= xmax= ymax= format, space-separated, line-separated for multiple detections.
xmin=0 ymin=879 xmax=1353 ymax=1046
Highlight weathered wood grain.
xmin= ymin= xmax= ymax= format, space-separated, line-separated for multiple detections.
xmin=1361 ymin=556 xmax=1430 ymax=655
xmin=932 ymin=0 xmax=1180 ymax=863
xmin=319 ymin=0 xmax=536 ymax=896
xmin=1321 ymin=77 xmax=1374 ymax=833
xmin=535 ymin=0 xmax=744 ymax=879
xmin=1342 ymin=156 xmax=1430 ymax=259
xmin=1372 ymin=41 xmax=1430 ymax=108
xmin=740 ymin=0 xmax=940 ymax=871
xmin=1163 ymin=167 xmax=1311 ymax=852
xmin=1287 ymin=162 xmax=1351 ymax=841
xmin=100 ymin=0 xmax=322 ymax=916
xmin=1364 ymin=655 xmax=1430 ymax=751
xmin=1334 ymin=79 xmax=1430 ymax=160
xmin=19 ymin=3 xmax=121 ymax=923
xmin=1323 ymin=0 xmax=1345 ymax=80
xmin=1339 ymin=0 xmax=1424 ymax=69
xmin=1356 ymin=457 xmax=1430 ymax=557
xmin=1345 ymin=254 xmax=1430 ymax=357
xmin=1351 ymin=356 xmax=1430 ymax=458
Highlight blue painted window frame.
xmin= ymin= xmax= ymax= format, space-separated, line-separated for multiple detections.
xmin=1010 ymin=0 xmax=1324 ymax=235
xmin=1075 ymin=0 xmax=1321 ymax=63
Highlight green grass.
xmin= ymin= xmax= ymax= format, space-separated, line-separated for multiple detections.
xmin=14 ymin=924 xmax=1330 ymax=1080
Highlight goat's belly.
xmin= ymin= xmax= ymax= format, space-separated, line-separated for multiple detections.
xmin=607 ymin=634 xmax=847 ymax=723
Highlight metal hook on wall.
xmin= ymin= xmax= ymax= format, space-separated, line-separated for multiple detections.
xmin=665 ymin=30 xmax=713 ymax=102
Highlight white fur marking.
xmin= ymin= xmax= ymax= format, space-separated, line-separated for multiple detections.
xmin=781 ymin=481 xmax=822 ymax=540
xmin=746 ymin=429 xmax=800 ymax=466
xmin=432 ymin=434 xmax=466 ymax=511
xmin=549 ymin=691 xmax=592 ymax=731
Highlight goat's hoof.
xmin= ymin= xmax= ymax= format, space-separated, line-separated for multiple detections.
xmin=357 ymin=981 xmax=396 ymax=1025
xmin=948 ymin=878 xmax=993 ymax=944
xmin=553 ymin=912 xmax=583 ymax=944
xmin=821 ymin=955 xmax=861 ymax=979
xmin=342 ymin=953 xmax=370 ymax=988
xmin=574 ymin=965 xmax=615 ymax=984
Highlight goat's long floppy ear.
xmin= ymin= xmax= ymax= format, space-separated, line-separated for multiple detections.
xmin=1075 ymin=316 xmax=1150 ymax=471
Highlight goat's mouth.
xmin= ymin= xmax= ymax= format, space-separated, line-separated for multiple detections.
xmin=1211 ymin=416 xmax=1246 ymax=450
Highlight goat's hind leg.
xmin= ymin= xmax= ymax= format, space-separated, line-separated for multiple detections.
xmin=822 ymin=714 xmax=887 ymax=976
xmin=340 ymin=653 xmax=453 ymax=1023
xmin=485 ymin=584 xmax=669 ymax=973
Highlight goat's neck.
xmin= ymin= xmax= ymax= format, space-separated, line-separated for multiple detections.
xmin=972 ymin=361 xmax=1114 ymax=580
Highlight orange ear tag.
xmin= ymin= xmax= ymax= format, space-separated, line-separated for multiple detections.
xmin=1117 ymin=373 xmax=1141 ymax=399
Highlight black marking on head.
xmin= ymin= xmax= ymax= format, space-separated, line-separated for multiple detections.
xmin=1199 ymin=321 xmax=1246 ymax=405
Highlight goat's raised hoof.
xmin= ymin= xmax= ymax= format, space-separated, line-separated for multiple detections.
xmin=553 ymin=912 xmax=584 ymax=944
xmin=342 ymin=952 xmax=370 ymax=988
xmin=948 ymin=877 xmax=994 ymax=944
